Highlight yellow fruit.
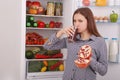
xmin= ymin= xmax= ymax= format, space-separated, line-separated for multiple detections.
xmin=41 ymin=66 xmax=47 ymax=72
xmin=59 ymin=64 xmax=64 ymax=71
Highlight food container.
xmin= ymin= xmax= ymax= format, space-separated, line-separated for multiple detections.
xmin=46 ymin=2 xmax=55 ymax=16
xmin=55 ymin=2 xmax=63 ymax=16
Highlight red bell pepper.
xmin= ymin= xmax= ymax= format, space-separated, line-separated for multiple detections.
xmin=35 ymin=53 xmax=50 ymax=59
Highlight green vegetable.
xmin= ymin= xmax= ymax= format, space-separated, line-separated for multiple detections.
xmin=26 ymin=22 xmax=31 ymax=27
xmin=32 ymin=22 xmax=38 ymax=27
xmin=30 ymin=47 xmax=41 ymax=54
xmin=28 ymin=61 xmax=43 ymax=72
xmin=110 ymin=11 xmax=118 ymax=23
xmin=25 ymin=50 xmax=34 ymax=59
xmin=26 ymin=16 xmax=34 ymax=22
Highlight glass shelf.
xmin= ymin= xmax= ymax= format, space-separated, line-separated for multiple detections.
xmin=26 ymin=58 xmax=66 ymax=61
xmin=26 ymin=45 xmax=43 ymax=47
xmin=26 ymin=14 xmax=64 ymax=18
xmin=26 ymin=27 xmax=62 ymax=30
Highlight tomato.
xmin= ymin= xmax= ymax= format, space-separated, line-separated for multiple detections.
xmin=26 ymin=1 xmax=32 ymax=7
xmin=38 ymin=21 xmax=45 ymax=28
xmin=49 ymin=21 xmax=55 ymax=28
xmin=31 ymin=1 xmax=41 ymax=9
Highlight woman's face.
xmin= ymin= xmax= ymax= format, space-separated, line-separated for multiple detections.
xmin=73 ymin=13 xmax=88 ymax=33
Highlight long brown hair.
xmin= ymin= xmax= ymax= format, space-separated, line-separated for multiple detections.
xmin=72 ymin=7 xmax=101 ymax=37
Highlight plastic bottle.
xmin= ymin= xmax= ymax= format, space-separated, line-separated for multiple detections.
xmin=109 ymin=38 xmax=119 ymax=62
xmin=104 ymin=37 xmax=109 ymax=60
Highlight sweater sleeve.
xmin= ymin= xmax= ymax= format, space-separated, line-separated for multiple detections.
xmin=89 ymin=39 xmax=108 ymax=76
xmin=43 ymin=33 xmax=67 ymax=50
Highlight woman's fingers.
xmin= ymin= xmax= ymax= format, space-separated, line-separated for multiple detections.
xmin=64 ymin=27 xmax=75 ymax=37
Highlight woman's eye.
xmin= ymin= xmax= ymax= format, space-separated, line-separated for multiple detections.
xmin=79 ymin=20 xmax=83 ymax=22
xmin=73 ymin=20 xmax=76 ymax=22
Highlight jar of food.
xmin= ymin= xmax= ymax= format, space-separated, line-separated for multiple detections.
xmin=46 ymin=2 xmax=55 ymax=16
xmin=55 ymin=2 xmax=63 ymax=16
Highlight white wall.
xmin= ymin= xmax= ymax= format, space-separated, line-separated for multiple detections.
xmin=0 ymin=0 xmax=25 ymax=80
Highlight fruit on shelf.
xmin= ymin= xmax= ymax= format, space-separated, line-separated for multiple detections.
xmin=28 ymin=8 xmax=37 ymax=14
xmin=26 ymin=32 xmax=44 ymax=45
xmin=50 ymin=61 xmax=63 ymax=71
xmin=37 ymin=7 xmax=45 ymax=14
xmin=95 ymin=0 xmax=107 ymax=6
xmin=38 ymin=21 xmax=45 ymax=28
xmin=45 ymin=23 xmax=49 ymax=28
xmin=40 ymin=66 xmax=47 ymax=72
xmin=59 ymin=64 xmax=64 ymax=71
xmin=25 ymin=50 xmax=34 ymax=59
xmin=26 ymin=1 xmax=32 ymax=8
xmin=110 ymin=11 xmax=118 ymax=23
xmin=49 ymin=21 xmax=55 ymax=28
xmin=43 ymin=60 xmax=48 ymax=67
xmin=31 ymin=1 xmax=41 ymax=9
xmin=55 ymin=22 xmax=62 ymax=28
xmin=82 ymin=0 xmax=90 ymax=6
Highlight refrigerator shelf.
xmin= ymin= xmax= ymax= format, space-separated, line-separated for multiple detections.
xmin=81 ymin=5 xmax=120 ymax=8
xmin=96 ymin=19 xmax=120 ymax=23
xmin=26 ymin=27 xmax=62 ymax=30
xmin=26 ymin=14 xmax=64 ymax=18
xmin=26 ymin=45 xmax=43 ymax=47
xmin=26 ymin=58 xmax=66 ymax=61
xmin=26 ymin=71 xmax=64 ymax=79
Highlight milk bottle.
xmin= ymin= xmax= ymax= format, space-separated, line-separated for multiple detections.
xmin=109 ymin=38 xmax=119 ymax=62
xmin=104 ymin=38 xmax=109 ymax=60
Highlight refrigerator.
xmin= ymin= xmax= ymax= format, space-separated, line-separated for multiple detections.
xmin=26 ymin=0 xmax=120 ymax=80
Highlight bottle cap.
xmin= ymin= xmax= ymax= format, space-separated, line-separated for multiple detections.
xmin=112 ymin=38 xmax=117 ymax=40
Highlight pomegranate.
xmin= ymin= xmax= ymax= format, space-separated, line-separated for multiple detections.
xmin=74 ymin=58 xmax=90 ymax=68
xmin=74 ymin=45 xmax=92 ymax=68
xmin=78 ymin=45 xmax=92 ymax=59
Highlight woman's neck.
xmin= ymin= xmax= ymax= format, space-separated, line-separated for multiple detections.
xmin=80 ymin=32 xmax=91 ymax=40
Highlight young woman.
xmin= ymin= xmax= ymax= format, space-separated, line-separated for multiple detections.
xmin=43 ymin=7 xmax=108 ymax=80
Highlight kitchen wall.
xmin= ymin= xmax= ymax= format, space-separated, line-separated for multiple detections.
xmin=0 ymin=0 xmax=25 ymax=80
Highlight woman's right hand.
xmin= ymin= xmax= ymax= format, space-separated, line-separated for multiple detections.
xmin=56 ymin=26 xmax=75 ymax=38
